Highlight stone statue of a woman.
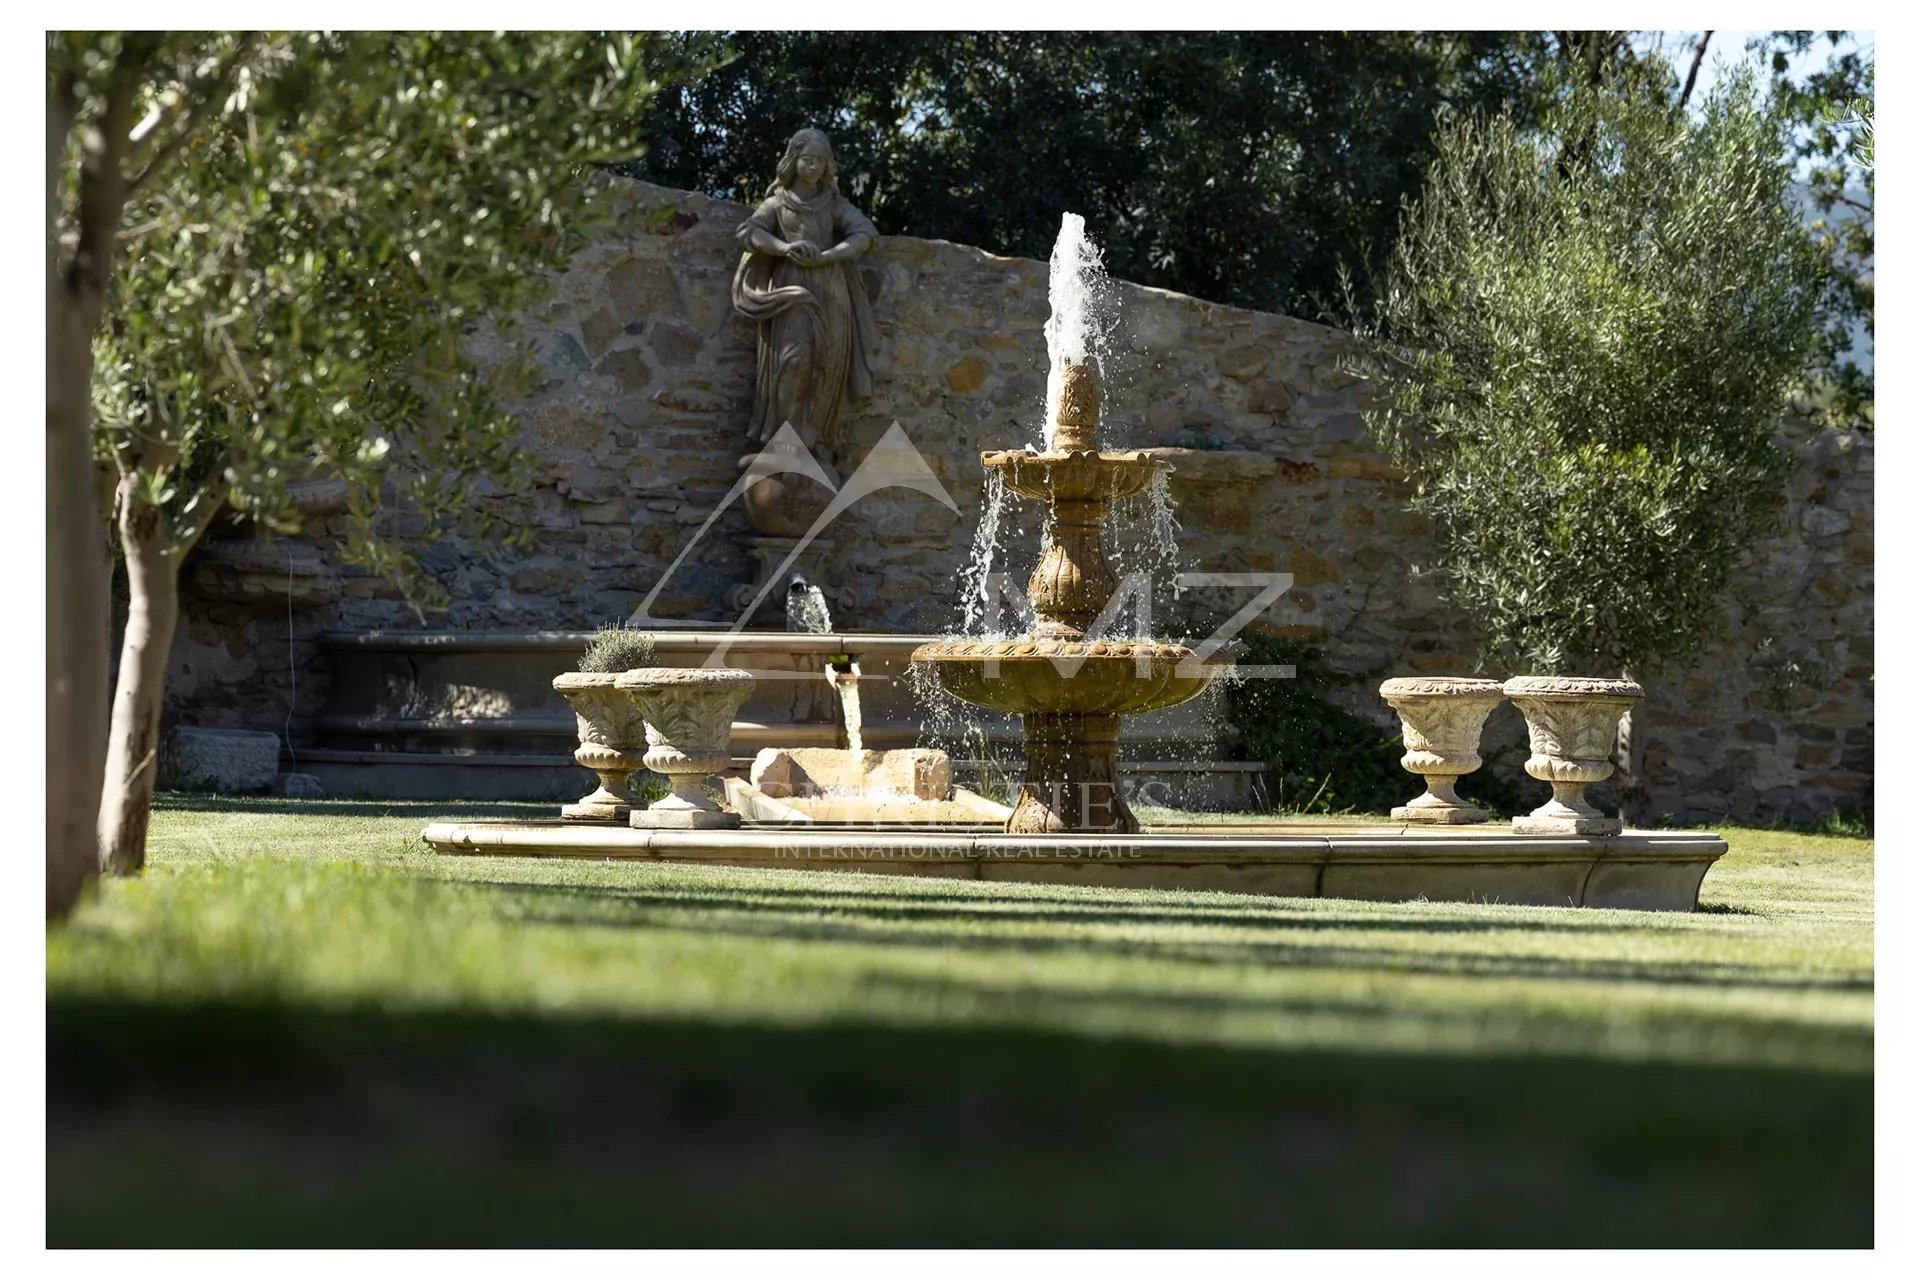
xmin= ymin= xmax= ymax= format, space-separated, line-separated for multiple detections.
xmin=732 ymin=128 xmax=882 ymax=449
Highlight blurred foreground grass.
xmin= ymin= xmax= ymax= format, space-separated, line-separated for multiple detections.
xmin=47 ymin=797 xmax=1873 ymax=1246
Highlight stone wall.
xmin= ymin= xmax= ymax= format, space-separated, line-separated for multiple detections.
xmin=165 ymin=177 xmax=1873 ymax=821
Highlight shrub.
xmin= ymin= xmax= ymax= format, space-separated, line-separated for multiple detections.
xmin=1220 ymin=634 xmax=1406 ymax=815
xmin=578 ymin=626 xmax=658 ymax=675
xmin=1355 ymin=67 xmax=1824 ymax=678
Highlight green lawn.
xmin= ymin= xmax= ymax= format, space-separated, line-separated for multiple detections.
xmin=47 ymin=797 xmax=1873 ymax=1247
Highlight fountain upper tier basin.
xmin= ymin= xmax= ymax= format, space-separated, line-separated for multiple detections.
xmin=912 ymin=638 xmax=1229 ymax=717
xmin=982 ymin=447 xmax=1160 ymax=502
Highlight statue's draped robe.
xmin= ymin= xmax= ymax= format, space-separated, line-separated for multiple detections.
xmin=732 ymin=187 xmax=881 ymax=447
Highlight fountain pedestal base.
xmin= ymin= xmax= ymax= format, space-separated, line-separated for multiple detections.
xmin=630 ymin=806 xmax=742 ymax=831
xmin=1009 ymin=712 xmax=1139 ymax=835
xmin=563 ymin=793 xmax=632 ymax=823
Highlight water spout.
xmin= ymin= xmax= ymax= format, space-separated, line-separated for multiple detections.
xmin=829 ymin=658 xmax=864 ymax=755
xmin=1042 ymin=213 xmax=1116 ymax=451
xmin=784 ymin=574 xmax=833 ymax=634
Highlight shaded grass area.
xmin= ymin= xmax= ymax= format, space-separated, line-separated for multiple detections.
xmin=48 ymin=797 xmax=1874 ymax=1246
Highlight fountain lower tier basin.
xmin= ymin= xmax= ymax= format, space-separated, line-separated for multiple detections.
xmin=912 ymin=639 xmax=1226 ymax=716
xmin=913 ymin=638 xmax=1231 ymax=834
xmin=420 ymin=822 xmax=1727 ymax=912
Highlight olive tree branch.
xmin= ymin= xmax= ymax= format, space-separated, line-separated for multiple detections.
xmin=124 ymin=33 xmax=263 ymax=198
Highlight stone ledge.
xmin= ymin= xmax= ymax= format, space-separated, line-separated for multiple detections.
xmin=421 ymin=821 xmax=1726 ymax=911
xmin=318 ymin=629 xmax=948 ymax=653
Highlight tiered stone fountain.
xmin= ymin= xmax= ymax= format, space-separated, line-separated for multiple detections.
xmin=423 ymin=205 xmax=1729 ymax=912
xmin=911 ymin=358 xmax=1230 ymax=833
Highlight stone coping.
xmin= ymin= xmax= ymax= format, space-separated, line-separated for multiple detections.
xmin=421 ymin=820 xmax=1728 ymax=911
xmin=296 ymin=748 xmax=1254 ymax=771
xmin=320 ymin=629 xmax=944 ymax=653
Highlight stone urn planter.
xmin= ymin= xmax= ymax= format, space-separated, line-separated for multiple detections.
xmin=1502 ymin=676 xmax=1645 ymax=835
xmin=615 ymin=667 xmax=758 ymax=829
xmin=552 ymin=672 xmax=651 ymax=823
xmin=1378 ymin=677 xmax=1506 ymax=824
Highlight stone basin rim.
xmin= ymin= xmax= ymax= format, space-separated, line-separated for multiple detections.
xmin=980 ymin=447 xmax=1159 ymax=464
xmin=912 ymin=638 xmax=1227 ymax=664
xmin=1502 ymin=675 xmax=1646 ymax=701
xmin=613 ymin=666 xmax=759 ymax=690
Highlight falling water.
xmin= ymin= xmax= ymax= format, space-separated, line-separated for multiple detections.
xmin=1101 ymin=469 xmax=1189 ymax=640
xmin=959 ymin=469 xmax=1009 ymax=637
xmin=1144 ymin=468 xmax=1179 ymax=563
xmin=784 ymin=575 xmax=834 ymax=634
xmin=907 ymin=658 xmax=1018 ymax=805
xmin=1042 ymin=213 xmax=1117 ymax=450
xmin=836 ymin=675 xmax=864 ymax=755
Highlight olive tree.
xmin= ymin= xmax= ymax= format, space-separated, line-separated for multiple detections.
xmin=53 ymin=32 xmax=693 ymax=891
xmin=1356 ymin=67 xmax=1825 ymax=815
xmin=48 ymin=34 xmax=257 ymax=916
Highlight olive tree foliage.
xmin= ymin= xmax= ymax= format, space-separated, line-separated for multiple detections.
xmin=1752 ymin=31 xmax=1873 ymax=426
xmin=1355 ymin=68 xmax=1825 ymax=682
xmin=54 ymin=31 xmax=693 ymax=880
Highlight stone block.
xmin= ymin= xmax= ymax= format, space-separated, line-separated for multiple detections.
xmin=279 ymin=773 xmax=326 ymax=799
xmin=544 ymin=332 xmax=591 ymax=374
xmin=608 ymin=259 xmax=686 ymax=321
xmin=1214 ymin=346 xmax=1268 ymax=381
xmin=1512 ymin=813 xmax=1622 ymax=836
xmin=648 ymin=320 xmax=705 ymax=366
xmin=166 ymin=727 xmax=281 ymax=794
xmin=595 ymin=348 xmax=655 ymax=388
xmin=1247 ymin=379 xmax=1295 ymax=415
xmin=1285 ymin=545 xmax=1342 ymax=587
xmin=1801 ymin=506 xmax=1852 ymax=538
xmin=579 ymin=310 xmax=619 ymax=359
xmin=750 ymin=747 xmax=952 ymax=801
xmin=944 ymin=357 xmax=989 ymax=393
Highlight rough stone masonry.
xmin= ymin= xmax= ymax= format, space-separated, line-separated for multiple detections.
xmin=163 ymin=177 xmax=1872 ymax=823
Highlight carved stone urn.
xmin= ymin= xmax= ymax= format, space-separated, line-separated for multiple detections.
xmin=551 ymin=672 xmax=651 ymax=823
xmin=1502 ymin=676 xmax=1645 ymax=835
xmin=1378 ymin=677 xmax=1506 ymax=824
xmin=615 ymin=667 xmax=758 ymax=829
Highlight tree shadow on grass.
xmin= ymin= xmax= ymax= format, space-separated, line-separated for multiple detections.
xmin=463 ymin=877 xmax=1875 ymax=995
xmin=466 ymin=863 xmax=1698 ymax=931
xmin=154 ymin=793 xmax=550 ymax=821
xmin=46 ymin=994 xmax=1871 ymax=1247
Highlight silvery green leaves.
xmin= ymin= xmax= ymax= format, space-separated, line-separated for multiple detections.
xmin=578 ymin=625 xmax=658 ymax=675
xmin=88 ymin=33 xmax=693 ymax=605
xmin=1355 ymin=66 xmax=1823 ymax=679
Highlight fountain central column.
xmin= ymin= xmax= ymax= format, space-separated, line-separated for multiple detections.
xmin=1031 ymin=495 xmax=1119 ymax=639
xmin=1018 ymin=710 xmax=1128 ymax=832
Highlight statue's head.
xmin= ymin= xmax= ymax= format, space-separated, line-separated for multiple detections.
xmin=774 ymin=128 xmax=837 ymax=194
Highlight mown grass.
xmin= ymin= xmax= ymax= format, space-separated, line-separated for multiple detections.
xmin=47 ymin=796 xmax=1873 ymax=1247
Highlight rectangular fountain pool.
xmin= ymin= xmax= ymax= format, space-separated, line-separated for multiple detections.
xmin=420 ymin=821 xmax=1727 ymax=911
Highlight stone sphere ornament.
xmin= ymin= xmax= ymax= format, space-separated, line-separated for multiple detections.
xmin=551 ymin=672 xmax=652 ymax=823
xmin=1502 ymin=676 xmax=1645 ymax=836
xmin=616 ymin=667 xmax=758 ymax=830
xmin=1378 ymin=677 xmax=1506 ymax=824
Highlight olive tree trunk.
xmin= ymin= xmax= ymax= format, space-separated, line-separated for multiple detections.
xmin=96 ymin=493 xmax=185 ymax=876
xmin=46 ymin=297 xmax=113 ymax=914
xmin=45 ymin=65 xmax=123 ymax=917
